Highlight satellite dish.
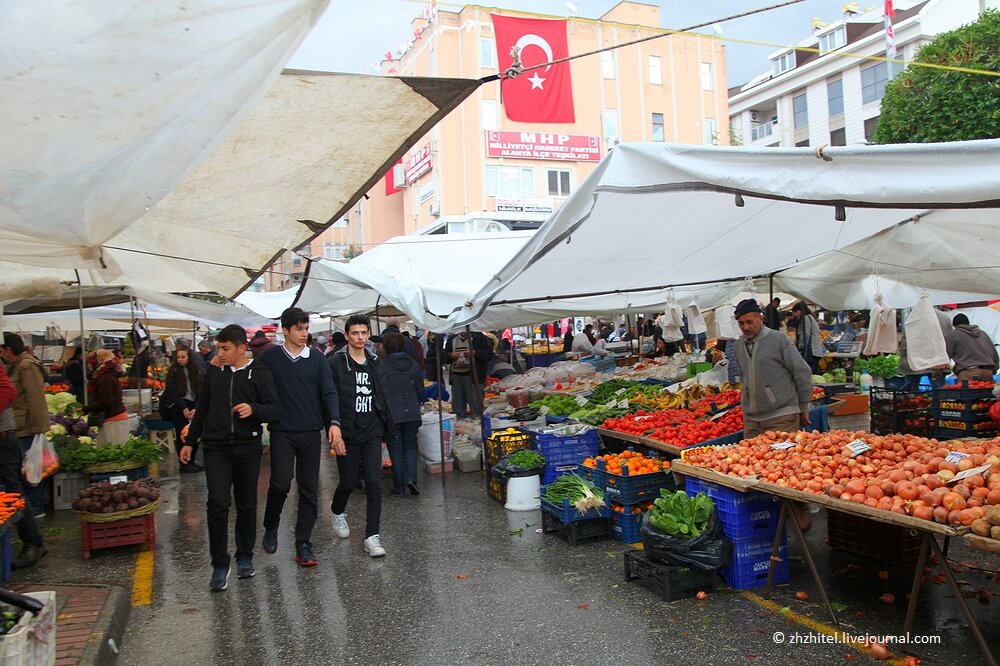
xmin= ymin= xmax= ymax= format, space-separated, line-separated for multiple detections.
xmin=565 ymin=1 xmax=578 ymax=13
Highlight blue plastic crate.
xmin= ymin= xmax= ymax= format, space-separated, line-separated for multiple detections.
xmin=583 ymin=457 xmax=674 ymax=504
xmin=932 ymin=382 xmax=994 ymax=401
xmin=611 ymin=511 xmax=643 ymax=543
xmin=0 ymin=527 xmax=10 ymax=587
xmin=717 ymin=502 xmax=783 ymax=542
xmin=722 ymin=538 xmax=790 ymax=589
xmin=935 ymin=425 xmax=999 ymax=440
xmin=685 ymin=478 xmax=776 ymax=512
xmin=88 ymin=465 xmax=149 ymax=484
xmin=523 ymin=426 xmax=601 ymax=486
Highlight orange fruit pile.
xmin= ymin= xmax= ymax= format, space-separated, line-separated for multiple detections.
xmin=582 ymin=450 xmax=671 ymax=476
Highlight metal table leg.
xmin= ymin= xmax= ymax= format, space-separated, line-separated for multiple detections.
xmin=927 ymin=536 xmax=997 ymax=666
xmin=764 ymin=500 xmax=788 ymax=595
xmin=903 ymin=532 xmax=930 ymax=637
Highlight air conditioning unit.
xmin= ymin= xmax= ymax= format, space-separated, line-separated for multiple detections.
xmin=429 ymin=202 xmax=441 ymax=216
xmin=750 ymin=111 xmax=759 ymax=121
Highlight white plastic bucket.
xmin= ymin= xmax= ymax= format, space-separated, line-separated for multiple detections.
xmin=505 ymin=474 xmax=541 ymax=511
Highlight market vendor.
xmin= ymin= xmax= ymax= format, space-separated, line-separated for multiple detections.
xmin=571 ymin=324 xmax=595 ymax=353
xmin=83 ymin=349 xmax=130 ymax=445
xmin=733 ymin=298 xmax=814 ymax=529
xmin=945 ymin=313 xmax=999 ymax=381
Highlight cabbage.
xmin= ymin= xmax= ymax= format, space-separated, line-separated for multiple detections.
xmin=46 ymin=392 xmax=77 ymax=414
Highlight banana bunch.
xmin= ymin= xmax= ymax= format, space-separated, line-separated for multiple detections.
xmin=630 ymin=391 xmax=687 ymax=410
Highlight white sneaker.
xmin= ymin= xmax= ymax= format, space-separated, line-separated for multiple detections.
xmin=332 ymin=513 xmax=350 ymax=538
xmin=364 ymin=534 xmax=386 ymax=558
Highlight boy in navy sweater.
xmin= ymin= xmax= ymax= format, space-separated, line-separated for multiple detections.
xmin=258 ymin=308 xmax=344 ymax=566
xmin=182 ymin=325 xmax=279 ymax=591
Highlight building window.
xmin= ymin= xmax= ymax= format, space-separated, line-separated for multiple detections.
xmin=702 ymin=118 xmax=716 ymax=145
xmin=547 ymin=169 xmax=571 ymax=196
xmin=651 ymin=113 xmax=664 ymax=142
xmin=830 ymin=128 xmax=846 ymax=146
xmin=292 ymin=256 xmax=302 ymax=267
xmin=818 ymin=26 xmax=847 ymax=53
xmin=793 ymin=92 xmax=808 ymax=129
xmin=648 ymin=55 xmax=662 ymax=85
xmin=480 ymin=37 xmax=495 ymax=69
xmin=700 ymin=62 xmax=713 ymax=90
xmin=864 ymin=116 xmax=880 ymax=141
xmin=486 ymin=166 xmax=535 ymax=197
xmin=862 ymin=61 xmax=889 ymax=104
xmin=795 ymin=139 xmax=810 ymax=147
xmin=481 ymin=99 xmax=498 ymax=131
xmin=827 ymin=79 xmax=844 ymax=117
xmin=600 ymin=50 xmax=616 ymax=79
xmin=601 ymin=109 xmax=620 ymax=143
xmin=771 ymin=51 xmax=795 ymax=76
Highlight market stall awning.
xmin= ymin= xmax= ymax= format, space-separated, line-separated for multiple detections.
xmin=294 ymin=232 xmax=535 ymax=331
xmin=451 ymin=139 xmax=1000 ymax=328
xmin=1 ymin=2 xmax=482 ymax=297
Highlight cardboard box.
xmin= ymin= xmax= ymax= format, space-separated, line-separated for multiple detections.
xmin=828 ymin=393 xmax=869 ymax=415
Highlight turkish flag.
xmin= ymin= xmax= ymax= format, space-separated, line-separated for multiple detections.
xmin=491 ymin=14 xmax=574 ymax=123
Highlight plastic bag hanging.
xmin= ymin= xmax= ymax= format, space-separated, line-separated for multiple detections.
xmin=714 ymin=303 xmax=739 ymax=340
xmin=903 ymin=293 xmax=949 ymax=372
xmin=863 ymin=292 xmax=898 ymax=355
xmin=684 ymin=298 xmax=707 ymax=335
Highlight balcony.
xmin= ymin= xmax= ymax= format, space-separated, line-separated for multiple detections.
xmin=751 ymin=120 xmax=779 ymax=143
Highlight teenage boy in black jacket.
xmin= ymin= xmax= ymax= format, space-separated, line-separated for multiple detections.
xmin=258 ymin=308 xmax=344 ymax=567
xmin=182 ymin=325 xmax=279 ymax=592
xmin=328 ymin=314 xmax=394 ymax=557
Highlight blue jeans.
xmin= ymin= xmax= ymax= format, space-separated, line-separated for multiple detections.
xmin=18 ymin=436 xmax=46 ymax=515
xmin=387 ymin=421 xmax=420 ymax=492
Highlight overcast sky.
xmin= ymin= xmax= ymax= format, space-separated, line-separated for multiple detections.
xmin=289 ymin=0 xmax=849 ymax=87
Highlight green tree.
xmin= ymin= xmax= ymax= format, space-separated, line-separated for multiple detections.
xmin=873 ymin=9 xmax=1000 ymax=144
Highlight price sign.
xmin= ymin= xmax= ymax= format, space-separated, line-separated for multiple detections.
xmin=576 ymin=395 xmax=589 ymax=406
xmin=944 ymin=451 xmax=969 ymax=464
xmin=109 ymin=475 xmax=129 ymax=485
xmin=615 ymin=388 xmax=627 ymax=396
xmin=843 ymin=439 xmax=871 ymax=458
xmin=617 ymin=399 xmax=630 ymax=409
xmin=710 ymin=407 xmax=732 ymax=421
xmin=604 ymin=401 xmax=618 ymax=409
xmin=951 ymin=464 xmax=991 ymax=484
xmin=538 ymin=405 xmax=550 ymax=415
xmin=770 ymin=442 xmax=796 ymax=450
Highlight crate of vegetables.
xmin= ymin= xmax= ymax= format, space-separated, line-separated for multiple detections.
xmin=932 ymin=380 xmax=995 ymax=401
xmin=581 ymin=449 xmax=674 ymax=504
xmin=540 ymin=476 xmax=611 ymax=545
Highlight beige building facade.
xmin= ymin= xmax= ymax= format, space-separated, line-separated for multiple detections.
xmin=266 ymin=1 xmax=728 ymax=291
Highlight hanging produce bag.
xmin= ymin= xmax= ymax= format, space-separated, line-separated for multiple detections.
xmin=684 ymin=299 xmax=708 ymax=335
xmin=863 ymin=293 xmax=898 ymax=355
xmin=904 ymin=293 xmax=949 ymax=372
xmin=23 ymin=433 xmax=60 ymax=486
xmin=714 ymin=303 xmax=740 ymax=340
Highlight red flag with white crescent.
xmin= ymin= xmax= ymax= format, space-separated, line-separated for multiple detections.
xmin=884 ymin=0 xmax=896 ymax=58
xmin=491 ymin=14 xmax=575 ymax=123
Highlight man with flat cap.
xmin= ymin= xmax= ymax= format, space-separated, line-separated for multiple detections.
xmin=733 ymin=298 xmax=813 ymax=437
xmin=733 ymin=298 xmax=815 ymax=529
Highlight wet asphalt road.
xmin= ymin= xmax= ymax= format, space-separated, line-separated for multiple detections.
xmin=13 ymin=450 xmax=1000 ymax=666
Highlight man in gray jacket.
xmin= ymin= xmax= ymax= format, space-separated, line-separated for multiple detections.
xmin=945 ymin=313 xmax=999 ymax=381
xmin=733 ymin=299 xmax=813 ymax=437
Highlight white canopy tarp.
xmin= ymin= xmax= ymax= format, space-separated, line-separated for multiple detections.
xmin=453 ymin=140 xmax=1000 ymax=329
xmin=294 ymin=232 xmax=536 ymax=331
xmin=2 ymin=2 xmax=482 ymax=297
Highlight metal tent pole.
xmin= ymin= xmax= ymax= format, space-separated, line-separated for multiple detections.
xmin=76 ymin=271 xmax=88 ymax=407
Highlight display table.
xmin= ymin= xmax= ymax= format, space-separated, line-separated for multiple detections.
xmin=671 ymin=461 xmax=994 ymax=665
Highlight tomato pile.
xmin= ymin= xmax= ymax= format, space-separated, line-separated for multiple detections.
xmin=683 ymin=429 xmax=1000 ymax=526
xmin=940 ymin=381 xmax=995 ymax=390
xmin=602 ymin=409 xmax=700 ymax=435
xmin=647 ymin=408 xmax=744 ymax=448
xmin=582 ymin=450 xmax=671 ymax=476
xmin=689 ymin=390 xmax=742 ymax=411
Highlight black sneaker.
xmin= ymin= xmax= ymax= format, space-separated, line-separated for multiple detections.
xmin=294 ymin=542 xmax=317 ymax=567
xmin=262 ymin=528 xmax=277 ymax=554
xmin=210 ymin=564 xmax=231 ymax=592
xmin=407 ymin=482 xmax=420 ymax=496
xmin=236 ymin=558 xmax=255 ymax=579
xmin=11 ymin=544 xmax=47 ymax=570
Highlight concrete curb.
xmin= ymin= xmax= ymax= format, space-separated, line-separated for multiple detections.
xmin=79 ymin=585 xmax=130 ymax=665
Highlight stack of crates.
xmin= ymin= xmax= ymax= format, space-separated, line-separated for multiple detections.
xmin=932 ymin=382 xmax=998 ymax=440
xmin=539 ymin=491 xmax=611 ymax=545
xmin=868 ymin=386 xmax=933 ymax=437
xmin=520 ymin=424 xmax=600 ymax=484
xmin=581 ymin=448 xmax=674 ymax=543
xmin=685 ymin=478 xmax=787 ymax=589
xmin=484 ymin=428 xmax=534 ymax=504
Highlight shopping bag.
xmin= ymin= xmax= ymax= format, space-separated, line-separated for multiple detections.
xmin=904 ymin=294 xmax=949 ymax=372
xmin=863 ymin=293 xmax=898 ymax=355
xmin=23 ymin=433 xmax=59 ymax=486
xmin=381 ymin=441 xmax=392 ymax=468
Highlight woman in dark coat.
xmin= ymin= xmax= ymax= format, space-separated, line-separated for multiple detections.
xmin=382 ymin=333 xmax=424 ymax=496
xmin=161 ymin=347 xmax=203 ymax=472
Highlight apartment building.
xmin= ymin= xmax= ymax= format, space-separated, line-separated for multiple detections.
xmin=265 ymin=1 xmax=728 ymax=291
xmin=729 ymin=0 xmax=993 ymax=149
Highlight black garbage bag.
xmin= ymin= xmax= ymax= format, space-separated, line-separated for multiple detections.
xmin=640 ymin=511 xmax=733 ymax=572
xmin=489 ymin=450 xmax=545 ymax=482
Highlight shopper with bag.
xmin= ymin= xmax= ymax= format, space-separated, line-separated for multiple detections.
xmin=0 ymin=364 xmax=46 ymax=568
xmin=82 ymin=349 xmax=129 ymax=445
xmin=162 ymin=347 xmax=203 ymax=473
xmin=1 ymin=333 xmax=49 ymax=518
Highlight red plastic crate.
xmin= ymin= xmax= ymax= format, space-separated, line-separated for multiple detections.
xmin=81 ymin=513 xmax=156 ymax=560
